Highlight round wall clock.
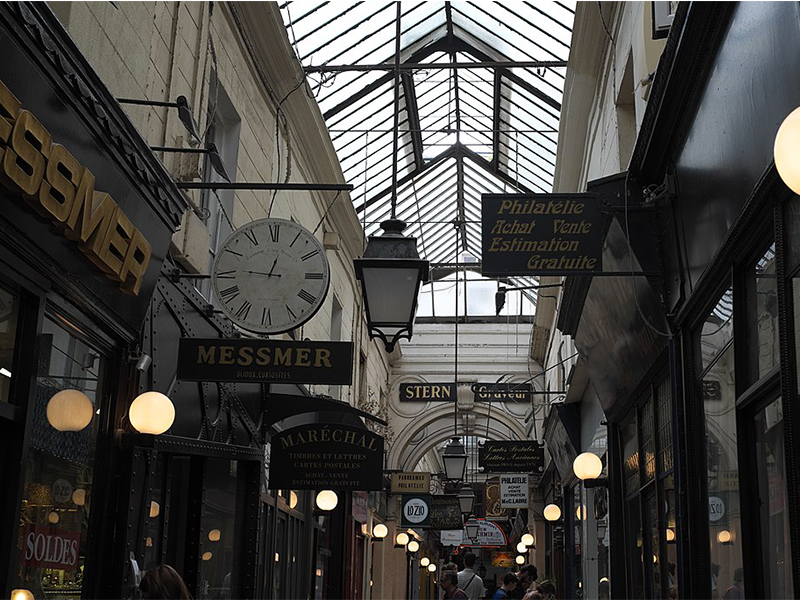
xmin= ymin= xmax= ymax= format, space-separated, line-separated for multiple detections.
xmin=211 ymin=218 xmax=330 ymax=334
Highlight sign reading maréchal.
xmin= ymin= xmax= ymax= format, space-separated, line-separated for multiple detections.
xmin=481 ymin=193 xmax=603 ymax=276
xmin=269 ymin=423 xmax=383 ymax=490
xmin=479 ymin=441 xmax=545 ymax=474
xmin=176 ymin=338 xmax=353 ymax=384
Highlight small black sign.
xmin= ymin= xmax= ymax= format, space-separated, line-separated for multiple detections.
xmin=473 ymin=383 xmax=533 ymax=402
xmin=176 ymin=338 xmax=353 ymax=384
xmin=400 ymin=494 xmax=431 ymax=528
xmin=269 ymin=424 xmax=383 ymax=490
xmin=479 ymin=441 xmax=545 ymax=474
xmin=429 ymin=495 xmax=463 ymax=530
xmin=399 ymin=383 xmax=457 ymax=402
xmin=481 ymin=194 xmax=603 ymax=276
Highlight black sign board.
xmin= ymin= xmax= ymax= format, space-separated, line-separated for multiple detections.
xmin=473 ymin=383 xmax=534 ymax=402
xmin=429 ymin=495 xmax=463 ymax=530
xmin=399 ymin=383 xmax=456 ymax=402
xmin=479 ymin=441 xmax=545 ymax=474
xmin=400 ymin=494 xmax=431 ymax=528
xmin=177 ymin=338 xmax=353 ymax=384
xmin=269 ymin=424 xmax=383 ymax=490
xmin=481 ymin=194 xmax=603 ymax=276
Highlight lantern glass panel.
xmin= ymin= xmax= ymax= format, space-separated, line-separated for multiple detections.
xmin=361 ymin=266 xmax=419 ymax=325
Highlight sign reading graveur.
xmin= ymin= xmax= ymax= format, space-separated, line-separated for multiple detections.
xmin=177 ymin=338 xmax=353 ymax=384
xmin=473 ymin=383 xmax=533 ymax=402
xmin=479 ymin=441 xmax=545 ymax=474
xmin=269 ymin=424 xmax=383 ymax=490
xmin=481 ymin=194 xmax=602 ymax=276
xmin=399 ymin=383 xmax=456 ymax=401
xmin=429 ymin=495 xmax=463 ymax=530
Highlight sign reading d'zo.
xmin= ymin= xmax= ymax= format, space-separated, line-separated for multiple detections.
xmin=481 ymin=194 xmax=603 ymax=276
xmin=269 ymin=424 xmax=384 ymax=490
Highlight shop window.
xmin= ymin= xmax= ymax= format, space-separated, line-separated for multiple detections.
xmin=640 ymin=399 xmax=656 ymax=485
xmin=745 ymin=243 xmax=778 ymax=383
xmin=0 ymin=284 xmax=20 ymax=403
xmin=621 ymin=418 xmax=640 ymax=497
xmin=13 ymin=315 xmax=106 ymax=597
xmin=198 ymin=458 xmax=238 ymax=599
xmin=661 ymin=474 xmax=678 ymax=596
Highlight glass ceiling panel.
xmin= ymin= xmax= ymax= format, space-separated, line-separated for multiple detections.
xmin=281 ymin=1 xmax=576 ymax=318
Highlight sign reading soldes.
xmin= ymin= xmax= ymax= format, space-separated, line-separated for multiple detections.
xmin=22 ymin=524 xmax=81 ymax=571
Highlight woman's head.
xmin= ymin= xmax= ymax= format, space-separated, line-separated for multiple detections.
xmin=139 ymin=565 xmax=192 ymax=600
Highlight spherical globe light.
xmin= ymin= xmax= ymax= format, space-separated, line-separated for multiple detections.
xmin=395 ymin=532 xmax=410 ymax=546
xmin=208 ymin=529 xmax=221 ymax=542
xmin=315 ymin=490 xmax=338 ymax=511
xmin=149 ymin=500 xmax=160 ymax=519
xmin=717 ymin=529 xmax=732 ymax=544
xmin=573 ymin=452 xmax=603 ymax=480
xmin=420 ymin=557 xmax=430 ymax=567
xmin=775 ymin=106 xmax=800 ymax=195
xmin=289 ymin=491 xmax=299 ymax=509
xmin=576 ymin=505 xmax=587 ymax=521
xmin=515 ymin=555 xmax=525 ymax=565
xmin=129 ymin=392 xmax=175 ymax=435
xmin=600 ymin=577 xmax=609 ymax=584
xmin=47 ymin=511 xmax=59 ymax=524
xmin=407 ymin=540 xmax=420 ymax=553
xmin=373 ymin=523 xmax=388 ymax=539
xmin=521 ymin=533 xmax=534 ymax=547
xmin=11 ymin=590 xmax=34 ymax=600
xmin=46 ymin=389 xmax=94 ymax=431
xmin=666 ymin=528 xmax=676 ymax=542
xmin=428 ymin=564 xmax=437 ymax=573
xmin=202 ymin=551 xmax=213 ymax=561
xmin=72 ymin=488 xmax=86 ymax=506
xmin=543 ymin=503 xmax=561 ymax=521
xmin=516 ymin=542 xmax=528 ymax=553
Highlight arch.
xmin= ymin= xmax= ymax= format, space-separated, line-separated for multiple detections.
xmin=402 ymin=424 xmax=519 ymax=472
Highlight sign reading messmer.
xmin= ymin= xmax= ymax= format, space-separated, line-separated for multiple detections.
xmin=500 ymin=474 xmax=529 ymax=508
xmin=481 ymin=194 xmax=603 ymax=276
xmin=269 ymin=423 xmax=383 ymax=490
xmin=177 ymin=338 xmax=353 ymax=384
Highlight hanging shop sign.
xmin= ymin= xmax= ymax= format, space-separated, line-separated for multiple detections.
xmin=479 ymin=441 xmax=545 ymax=474
xmin=461 ymin=519 xmax=507 ymax=548
xmin=176 ymin=338 xmax=354 ymax=384
xmin=400 ymin=494 xmax=431 ymax=528
xmin=268 ymin=423 xmax=383 ymax=490
xmin=481 ymin=194 xmax=603 ymax=276
xmin=391 ymin=472 xmax=431 ymax=494
xmin=429 ymin=495 xmax=463 ymax=530
xmin=472 ymin=383 xmax=534 ymax=402
xmin=492 ymin=551 xmax=516 ymax=568
xmin=500 ymin=474 xmax=529 ymax=508
xmin=485 ymin=477 xmax=511 ymax=521
xmin=22 ymin=524 xmax=81 ymax=571
xmin=399 ymin=382 xmax=456 ymax=401
xmin=440 ymin=530 xmax=463 ymax=546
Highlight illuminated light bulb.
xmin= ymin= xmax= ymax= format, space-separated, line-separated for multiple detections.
xmin=600 ymin=577 xmax=609 ymax=584
xmin=407 ymin=540 xmax=420 ymax=553
xmin=517 ymin=542 xmax=528 ymax=553
xmin=717 ymin=530 xmax=732 ymax=544
xmin=576 ymin=505 xmax=587 ymax=521
xmin=573 ymin=452 xmax=603 ymax=480
xmin=316 ymin=569 xmax=322 ymax=577
xmin=47 ymin=511 xmax=59 ymax=524
xmin=72 ymin=488 xmax=86 ymax=506
xmin=428 ymin=564 xmax=437 ymax=572
xmin=396 ymin=532 xmax=410 ymax=546
xmin=289 ymin=491 xmax=298 ymax=509
xmin=47 ymin=389 xmax=93 ymax=431
xmin=149 ymin=500 xmax=160 ymax=518
xmin=515 ymin=555 xmax=525 ymax=565
xmin=202 ymin=551 xmax=212 ymax=561
xmin=521 ymin=533 xmax=534 ymax=547
xmin=666 ymin=528 xmax=676 ymax=542
xmin=373 ymin=523 xmax=388 ymax=539
xmin=129 ymin=392 xmax=175 ymax=435
xmin=543 ymin=504 xmax=561 ymax=521
xmin=11 ymin=590 xmax=34 ymax=600
xmin=775 ymin=106 xmax=800 ymax=195
xmin=420 ymin=557 xmax=430 ymax=567
xmin=208 ymin=529 xmax=221 ymax=542
xmin=315 ymin=490 xmax=338 ymax=511
xmin=274 ymin=553 xmax=280 ymax=562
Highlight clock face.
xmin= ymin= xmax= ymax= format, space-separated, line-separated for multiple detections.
xmin=211 ymin=218 xmax=330 ymax=334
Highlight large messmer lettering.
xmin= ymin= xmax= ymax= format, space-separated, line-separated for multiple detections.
xmin=0 ymin=78 xmax=151 ymax=295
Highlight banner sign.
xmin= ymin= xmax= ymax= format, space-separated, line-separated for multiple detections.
xmin=177 ymin=338 xmax=353 ymax=384
xmin=22 ymin=525 xmax=81 ymax=571
xmin=481 ymin=194 xmax=603 ymax=276
xmin=485 ymin=477 xmax=511 ymax=521
xmin=391 ymin=472 xmax=430 ymax=494
xmin=500 ymin=474 xmax=529 ymax=508
xmin=461 ymin=520 xmax=507 ymax=548
xmin=429 ymin=495 xmax=463 ymax=530
xmin=399 ymin=383 xmax=456 ymax=401
xmin=492 ymin=551 xmax=516 ymax=568
xmin=401 ymin=494 xmax=431 ymax=528
xmin=479 ymin=441 xmax=545 ymax=474
xmin=440 ymin=530 xmax=463 ymax=546
xmin=473 ymin=383 xmax=534 ymax=402
xmin=269 ymin=424 xmax=383 ymax=490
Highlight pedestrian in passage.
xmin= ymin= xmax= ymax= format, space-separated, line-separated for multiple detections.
xmin=440 ymin=571 xmax=469 ymax=600
xmin=457 ymin=552 xmax=485 ymax=599
xmin=139 ymin=564 xmax=192 ymax=599
xmin=493 ymin=572 xmax=520 ymax=599
xmin=534 ymin=580 xmax=556 ymax=600
xmin=511 ymin=564 xmax=538 ymax=599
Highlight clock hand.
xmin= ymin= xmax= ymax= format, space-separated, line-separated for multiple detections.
xmin=266 ymin=254 xmax=280 ymax=277
xmin=243 ymin=270 xmax=282 ymax=277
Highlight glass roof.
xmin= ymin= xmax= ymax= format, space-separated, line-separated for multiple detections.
xmin=280 ymin=1 xmax=575 ymax=315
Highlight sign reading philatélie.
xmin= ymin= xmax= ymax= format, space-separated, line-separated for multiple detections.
xmin=22 ymin=524 xmax=81 ymax=571
xmin=0 ymin=78 xmax=152 ymax=295
xmin=429 ymin=495 xmax=463 ymax=530
xmin=481 ymin=194 xmax=603 ymax=276
xmin=391 ymin=472 xmax=431 ymax=494
xmin=479 ymin=441 xmax=545 ymax=474
xmin=400 ymin=494 xmax=431 ymax=528
xmin=500 ymin=474 xmax=529 ymax=508
xmin=268 ymin=423 xmax=383 ymax=490
xmin=473 ymin=383 xmax=534 ymax=402
xmin=399 ymin=383 xmax=456 ymax=401
xmin=461 ymin=520 xmax=507 ymax=548
xmin=176 ymin=338 xmax=353 ymax=384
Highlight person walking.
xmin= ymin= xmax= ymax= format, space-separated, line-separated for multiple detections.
xmin=493 ymin=573 xmax=520 ymax=599
xmin=510 ymin=564 xmax=538 ymax=599
xmin=440 ymin=572 xmax=469 ymax=600
xmin=457 ymin=552 xmax=485 ymax=600
xmin=138 ymin=565 xmax=192 ymax=599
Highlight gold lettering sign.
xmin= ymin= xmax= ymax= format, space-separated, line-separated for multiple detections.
xmin=0 ymin=78 xmax=151 ymax=294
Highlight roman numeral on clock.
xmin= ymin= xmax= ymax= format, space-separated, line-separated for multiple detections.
xmin=220 ymin=285 xmax=240 ymax=302
xmin=244 ymin=229 xmax=259 ymax=246
xmin=235 ymin=300 xmax=252 ymax=320
xmin=262 ymin=307 xmax=271 ymax=327
xmin=269 ymin=224 xmax=280 ymax=242
xmin=286 ymin=304 xmax=297 ymax=320
xmin=300 ymin=249 xmax=319 ymax=262
xmin=216 ymin=270 xmax=236 ymax=279
xmin=305 ymin=272 xmax=323 ymax=280
xmin=298 ymin=289 xmax=316 ymax=304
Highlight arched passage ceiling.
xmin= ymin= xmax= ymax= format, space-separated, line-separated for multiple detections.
xmin=280 ymin=2 xmax=575 ymax=300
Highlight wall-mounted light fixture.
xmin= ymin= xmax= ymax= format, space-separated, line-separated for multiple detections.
xmin=129 ymin=392 xmax=175 ymax=435
xmin=395 ymin=531 xmax=410 ymax=549
xmin=407 ymin=539 xmax=420 ymax=553
xmin=46 ymin=389 xmax=94 ymax=432
xmin=420 ymin=557 xmax=430 ymax=568
xmin=208 ymin=529 xmax=221 ymax=542
xmin=521 ymin=533 xmax=534 ymax=547
xmin=315 ymin=490 xmax=338 ymax=511
xmin=373 ymin=523 xmax=388 ymax=541
xmin=543 ymin=503 xmax=562 ymax=522
xmin=428 ymin=563 xmax=437 ymax=573
xmin=573 ymin=452 xmax=607 ymax=487
xmin=515 ymin=555 xmax=526 ymax=565
xmin=775 ymin=106 xmax=800 ymax=195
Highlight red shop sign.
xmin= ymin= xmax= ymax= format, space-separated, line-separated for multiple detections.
xmin=22 ymin=524 xmax=81 ymax=571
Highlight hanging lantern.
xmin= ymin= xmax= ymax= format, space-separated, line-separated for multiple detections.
xmin=373 ymin=523 xmax=388 ymax=540
xmin=149 ymin=500 xmax=160 ymax=518
xmin=420 ymin=557 xmax=430 ymax=567
xmin=543 ymin=503 xmax=561 ymax=521
xmin=515 ymin=555 xmax=525 ymax=565
xmin=573 ymin=452 xmax=603 ymax=481
xmin=72 ymin=488 xmax=86 ymax=506
xmin=46 ymin=389 xmax=94 ymax=431
xmin=442 ymin=437 xmax=468 ymax=481
xmin=129 ymin=392 xmax=175 ymax=435
xmin=315 ymin=490 xmax=338 ymax=511
xmin=457 ymin=484 xmax=476 ymax=515
xmin=407 ymin=540 xmax=420 ymax=553
xmin=521 ymin=533 xmax=534 ymax=547
xmin=464 ymin=518 xmax=480 ymax=541
xmin=208 ymin=529 xmax=221 ymax=542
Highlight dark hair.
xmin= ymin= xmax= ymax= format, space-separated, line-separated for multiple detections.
xmin=537 ymin=581 xmax=556 ymax=595
xmin=504 ymin=573 xmax=519 ymax=586
xmin=139 ymin=565 xmax=192 ymax=600
xmin=520 ymin=564 xmax=538 ymax=581
xmin=443 ymin=572 xmax=459 ymax=586
xmin=464 ymin=552 xmax=477 ymax=568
